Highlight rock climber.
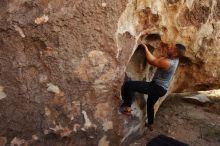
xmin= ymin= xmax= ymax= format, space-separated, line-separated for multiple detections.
xmin=119 ymin=40 xmax=186 ymax=131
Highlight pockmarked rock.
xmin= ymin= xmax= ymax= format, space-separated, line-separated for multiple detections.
xmin=0 ymin=137 xmax=7 ymax=146
xmin=10 ymin=137 xmax=26 ymax=146
xmin=0 ymin=86 xmax=6 ymax=100
xmin=0 ymin=0 xmax=220 ymax=145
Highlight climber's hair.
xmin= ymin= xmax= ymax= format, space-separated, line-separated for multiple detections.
xmin=175 ymin=44 xmax=186 ymax=57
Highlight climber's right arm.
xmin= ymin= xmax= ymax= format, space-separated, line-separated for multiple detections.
xmin=143 ymin=44 xmax=171 ymax=70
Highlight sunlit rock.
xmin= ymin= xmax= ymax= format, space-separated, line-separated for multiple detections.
xmin=0 ymin=0 xmax=219 ymax=145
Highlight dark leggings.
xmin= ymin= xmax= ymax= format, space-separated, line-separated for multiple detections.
xmin=121 ymin=81 xmax=167 ymax=125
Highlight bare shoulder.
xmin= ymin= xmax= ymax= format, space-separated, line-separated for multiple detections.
xmin=153 ymin=57 xmax=171 ymax=70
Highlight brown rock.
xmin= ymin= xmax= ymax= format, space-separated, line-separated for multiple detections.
xmin=10 ymin=137 xmax=25 ymax=146
xmin=98 ymin=135 xmax=110 ymax=146
xmin=0 ymin=137 xmax=7 ymax=146
xmin=0 ymin=0 xmax=220 ymax=145
xmin=95 ymin=102 xmax=110 ymax=120
xmin=0 ymin=86 xmax=6 ymax=100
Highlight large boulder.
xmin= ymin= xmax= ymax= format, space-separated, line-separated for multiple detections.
xmin=0 ymin=0 xmax=219 ymax=145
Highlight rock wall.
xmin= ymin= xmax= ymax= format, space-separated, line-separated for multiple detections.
xmin=0 ymin=0 xmax=219 ymax=145
xmin=118 ymin=0 xmax=220 ymax=92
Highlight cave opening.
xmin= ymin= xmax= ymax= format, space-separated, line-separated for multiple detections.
xmin=124 ymin=44 xmax=148 ymax=81
xmin=121 ymin=33 xmax=163 ymax=110
xmin=145 ymin=33 xmax=161 ymax=41
xmin=123 ymin=33 xmax=162 ymax=84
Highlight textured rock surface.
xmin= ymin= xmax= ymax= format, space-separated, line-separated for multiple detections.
xmin=0 ymin=0 xmax=219 ymax=145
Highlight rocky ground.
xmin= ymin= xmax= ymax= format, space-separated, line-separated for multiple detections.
xmin=131 ymin=92 xmax=220 ymax=146
xmin=14 ymin=91 xmax=218 ymax=146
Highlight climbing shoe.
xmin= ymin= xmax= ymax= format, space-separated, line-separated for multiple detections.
xmin=119 ymin=103 xmax=132 ymax=116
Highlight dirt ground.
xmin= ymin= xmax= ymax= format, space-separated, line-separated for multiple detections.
xmin=130 ymin=93 xmax=220 ymax=146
